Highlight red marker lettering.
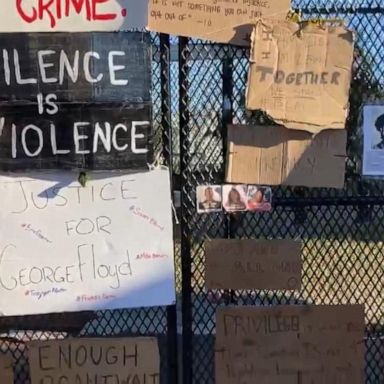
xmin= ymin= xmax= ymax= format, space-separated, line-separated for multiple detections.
xmin=56 ymin=0 xmax=62 ymax=19
xmin=38 ymin=0 xmax=56 ymax=27
xmin=65 ymin=0 xmax=91 ymax=21
xmin=93 ymin=0 xmax=117 ymax=20
xmin=16 ymin=0 xmax=38 ymax=23
xmin=16 ymin=0 xmax=117 ymax=27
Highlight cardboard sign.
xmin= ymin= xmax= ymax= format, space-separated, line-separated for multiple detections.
xmin=29 ymin=337 xmax=159 ymax=384
xmin=0 ymin=1 xmax=148 ymax=32
xmin=0 ymin=32 xmax=151 ymax=171
xmin=0 ymin=169 xmax=175 ymax=316
xmin=205 ymin=239 xmax=301 ymax=290
xmin=226 ymin=125 xmax=347 ymax=188
xmin=0 ymin=355 xmax=13 ymax=384
xmin=246 ymin=20 xmax=355 ymax=133
xmin=148 ymin=0 xmax=291 ymax=46
xmin=216 ymin=305 xmax=365 ymax=384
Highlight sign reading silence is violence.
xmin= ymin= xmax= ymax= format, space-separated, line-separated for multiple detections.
xmin=0 ymin=32 xmax=152 ymax=171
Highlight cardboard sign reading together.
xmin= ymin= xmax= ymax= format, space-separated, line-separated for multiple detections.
xmin=205 ymin=239 xmax=301 ymax=290
xmin=148 ymin=0 xmax=291 ymax=46
xmin=246 ymin=20 xmax=355 ymax=133
xmin=216 ymin=305 xmax=365 ymax=384
xmin=226 ymin=125 xmax=347 ymax=188
xmin=29 ymin=337 xmax=160 ymax=384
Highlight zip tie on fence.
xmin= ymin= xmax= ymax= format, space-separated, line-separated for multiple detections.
xmin=78 ymin=171 xmax=90 ymax=187
xmin=147 ymin=152 xmax=166 ymax=171
xmin=172 ymin=202 xmax=180 ymax=225
xmin=147 ymin=154 xmax=177 ymax=222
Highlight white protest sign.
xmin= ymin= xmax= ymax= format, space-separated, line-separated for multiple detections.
xmin=0 ymin=169 xmax=175 ymax=316
xmin=0 ymin=0 xmax=148 ymax=32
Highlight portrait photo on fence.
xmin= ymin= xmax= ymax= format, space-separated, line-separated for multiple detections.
xmin=363 ymin=104 xmax=384 ymax=175
xmin=222 ymin=185 xmax=247 ymax=212
xmin=196 ymin=185 xmax=222 ymax=213
xmin=247 ymin=186 xmax=272 ymax=212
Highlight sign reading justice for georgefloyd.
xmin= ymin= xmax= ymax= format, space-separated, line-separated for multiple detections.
xmin=0 ymin=169 xmax=175 ymax=316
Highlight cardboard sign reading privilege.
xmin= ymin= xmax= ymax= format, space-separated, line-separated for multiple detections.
xmin=216 ymin=305 xmax=365 ymax=384
xmin=29 ymin=338 xmax=159 ymax=384
xmin=205 ymin=239 xmax=301 ymax=290
xmin=0 ymin=355 xmax=13 ymax=384
xmin=148 ymin=0 xmax=291 ymax=46
xmin=226 ymin=125 xmax=347 ymax=188
xmin=246 ymin=20 xmax=355 ymax=133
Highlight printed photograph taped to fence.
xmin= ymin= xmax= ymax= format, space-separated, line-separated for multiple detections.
xmin=247 ymin=186 xmax=272 ymax=212
xmin=196 ymin=185 xmax=222 ymax=213
xmin=371 ymin=113 xmax=384 ymax=150
xmin=363 ymin=104 xmax=384 ymax=175
xmin=223 ymin=185 xmax=247 ymax=212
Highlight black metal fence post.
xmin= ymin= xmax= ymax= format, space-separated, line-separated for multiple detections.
xmin=160 ymin=32 xmax=179 ymax=384
xmin=179 ymin=36 xmax=193 ymax=384
xmin=222 ymin=49 xmax=239 ymax=306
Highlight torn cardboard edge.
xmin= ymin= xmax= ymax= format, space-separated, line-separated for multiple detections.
xmin=147 ymin=0 xmax=292 ymax=46
xmin=204 ymin=239 xmax=302 ymax=291
xmin=245 ymin=19 xmax=355 ymax=134
xmin=225 ymin=124 xmax=347 ymax=189
xmin=147 ymin=16 xmax=283 ymax=47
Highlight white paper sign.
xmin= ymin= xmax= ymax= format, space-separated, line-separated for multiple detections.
xmin=363 ymin=104 xmax=384 ymax=176
xmin=0 ymin=169 xmax=175 ymax=316
xmin=0 ymin=0 xmax=148 ymax=32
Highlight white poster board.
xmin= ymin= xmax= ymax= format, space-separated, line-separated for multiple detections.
xmin=363 ymin=104 xmax=384 ymax=176
xmin=0 ymin=169 xmax=175 ymax=316
xmin=0 ymin=0 xmax=148 ymax=32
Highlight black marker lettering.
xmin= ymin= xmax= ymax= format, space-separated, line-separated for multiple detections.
xmin=100 ymin=182 xmax=115 ymax=201
xmin=331 ymin=71 xmax=340 ymax=85
xmin=75 ymin=345 xmax=87 ymax=367
xmin=39 ymin=345 xmax=54 ymax=371
xmin=256 ymin=65 xmax=274 ymax=81
xmin=12 ymin=181 xmax=29 ymax=214
xmin=0 ymin=244 xmax=17 ymax=290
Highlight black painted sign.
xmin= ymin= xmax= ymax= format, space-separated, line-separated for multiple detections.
xmin=0 ymin=32 xmax=152 ymax=171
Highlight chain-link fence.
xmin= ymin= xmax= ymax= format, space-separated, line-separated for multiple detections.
xmin=1 ymin=1 xmax=384 ymax=383
xmin=178 ymin=1 xmax=384 ymax=383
